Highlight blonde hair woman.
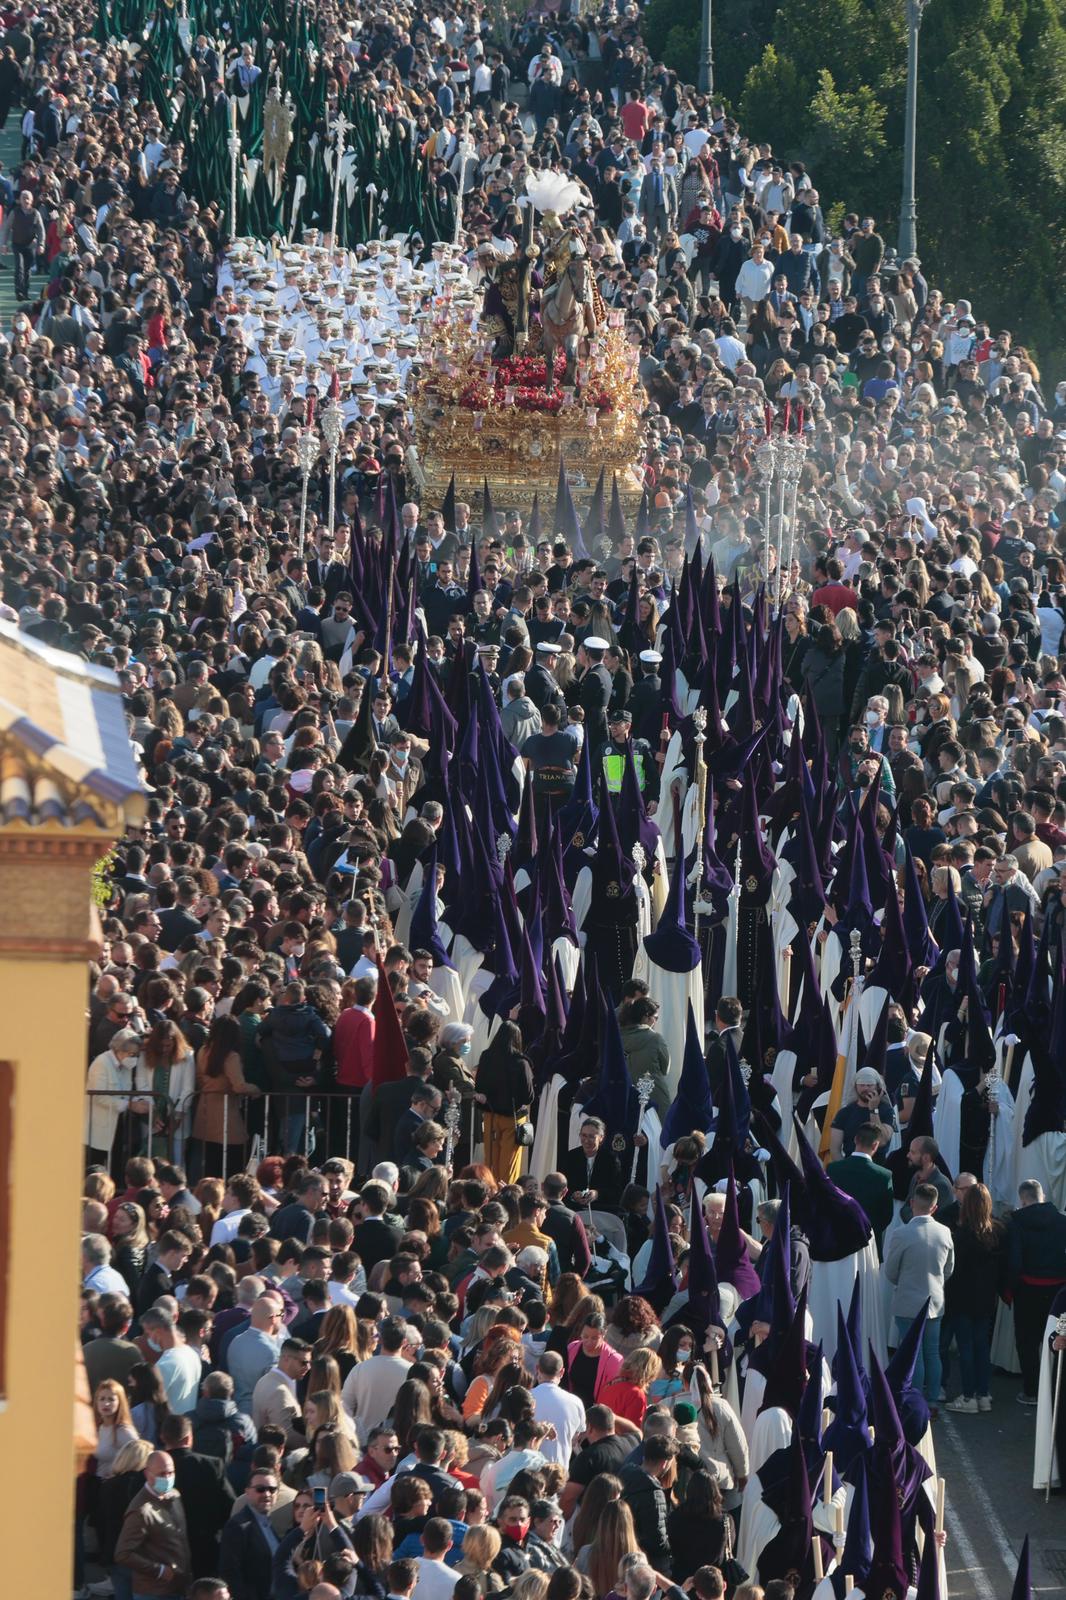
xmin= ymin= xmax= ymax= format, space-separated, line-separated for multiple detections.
xmin=511 ymin=1574 xmax=549 ymax=1600
xmin=574 ymin=1498 xmax=640 ymax=1595
xmin=457 ymin=1525 xmax=505 ymax=1594
xmin=303 ymin=1389 xmax=357 ymax=1444
xmin=92 ymin=1379 xmax=139 ymax=1478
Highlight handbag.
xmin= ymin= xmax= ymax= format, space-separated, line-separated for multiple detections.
xmin=511 ymin=1070 xmax=534 ymax=1147
xmin=719 ymin=1514 xmax=748 ymax=1595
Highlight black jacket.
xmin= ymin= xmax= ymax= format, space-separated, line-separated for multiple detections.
xmin=619 ymin=1464 xmax=672 ymax=1574
xmin=134 ymin=1258 xmax=173 ymax=1317
xmin=1008 ymin=1202 xmax=1066 ymax=1285
xmin=354 ymin=1213 xmax=405 ymax=1271
xmin=218 ymin=1504 xmax=275 ymax=1600
xmin=171 ymin=1447 xmax=236 ymax=1577
xmin=560 ymin=1145 xmax=625 ymax=1210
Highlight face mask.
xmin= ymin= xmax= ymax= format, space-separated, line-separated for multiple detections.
xmin=882 ymin=340 xmax=895 ymax=352
xmin=152 ymin=1475 xmax=175 ymax=1495
xmin=394 ymin=751 xmax=410 ymax=770
xmin=678 ymin=1346 xmax=693 ymax=1361
xmin=864 ymin=710 xmax=880 ymax=725
xmin=146 ymin=1336 xmax=163 ymax=1354
xmin=964 ymin=493 xmax=977 ymax=504
xmin=290 ymin=944 xmax=306 ymax=960
xmin=730 ymin=227 xmax=742 ymax=240
xmin=459 ymin=1041 xmax=472 ymax=1056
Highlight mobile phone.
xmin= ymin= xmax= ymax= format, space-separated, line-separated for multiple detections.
xmin=313 ymin=1485 xmax=327 ymax=1511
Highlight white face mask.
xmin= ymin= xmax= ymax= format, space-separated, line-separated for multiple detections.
xmin=730 ymin=227 xmax=742 ymax=240
xmin=864 ymin=710 xmax=880 ymax=726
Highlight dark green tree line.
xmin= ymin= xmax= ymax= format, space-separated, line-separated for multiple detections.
xmin=644 ymin=0 xmax=1066 ymax=368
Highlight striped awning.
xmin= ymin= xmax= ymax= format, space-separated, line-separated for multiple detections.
xmin=0 ymin=622 xmax=146 ymax=824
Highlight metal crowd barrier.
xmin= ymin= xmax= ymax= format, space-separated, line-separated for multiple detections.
xmin=84 ymin=1087 xmax=366 ymax=1179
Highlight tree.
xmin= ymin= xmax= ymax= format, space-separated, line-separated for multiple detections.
xmin=806 ymin=72 xmax=888 ymax=202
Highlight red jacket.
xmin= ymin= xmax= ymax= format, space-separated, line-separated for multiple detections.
xmin=810 ymin=581 xmax=859 ymax=617
xmin=333 ymin=1005 xmax=375 ymax=1088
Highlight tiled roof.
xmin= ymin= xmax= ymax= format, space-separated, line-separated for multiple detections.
xmin=0 ymin=622 xmax=147 ymax=827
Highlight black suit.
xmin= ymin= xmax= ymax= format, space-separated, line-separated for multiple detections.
xmin=580 ymin=662 xmax=613 ymax=756
xmin=705 ymin=1025 xmax=742 ymax=1102
xmin=134 ymin=1259 xmax=173 ymax=1318
xmin=171 ymin=1447 xmax=235 ymax=1576
xmin=218 ymin=1503 xmax=275 ymax=1600
xmin=561 ymin=1144 xmax=625 ymax=1210
xmin=362 ymin=1076 xmax=422 ymax=1162
xmin=526 ymin=660 xmax=566 ymax=714
xmin=542 ymin=1200 xmax=592 ymax=1275
xmin=157 ymin=905 xmax=202 ymax=952
xmin=306 ymin=557 xmax=349 ymax=602
xmin=354 ymin=1213 xmax=404 ymax=1271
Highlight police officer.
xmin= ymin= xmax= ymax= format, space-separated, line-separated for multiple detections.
xmin=626 ymin=648 xmax=663 ymax=737
xmin=601 ymin=706 xmax=659 ymax=805
xmin=527 ymin=639 xmax=566 ymax=715
xmin=579 ymin=634 xmax=613 ymax=757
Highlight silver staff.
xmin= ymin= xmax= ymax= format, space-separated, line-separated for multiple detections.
xmin=296 ymin=428 xmax=320 ymax=559
xmin=443 ymin=1095 xmax=462 ymax=1169
xmin=320 ymin=394 xmax=344 ymax=537
xmin=328 ymin=110 xmax=351 ymax=245
xmin=631 ymin=1074 xmax=655 ymax=1183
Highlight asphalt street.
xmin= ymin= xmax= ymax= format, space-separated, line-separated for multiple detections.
xmin=934 ymin=1371 xmax=1063 ymax=1597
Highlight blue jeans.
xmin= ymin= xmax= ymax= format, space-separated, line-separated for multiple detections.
xmin=896 ymin=1313 xmax=943 ymax=1403
xmin=112 ymin=1568 xmax=133 ymax=1600
xmin=952 ymin=1312 xmax=992 ymax=1398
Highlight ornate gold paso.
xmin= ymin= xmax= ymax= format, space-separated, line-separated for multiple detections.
xmin=412 ymin=291 xmax=645 ymax=515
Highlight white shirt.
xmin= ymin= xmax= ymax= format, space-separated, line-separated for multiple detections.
xmin=84 ymin=1263 xmax=130 ymax=1296
xmin=156 ymin=1342 xmax=204 ymax=1414
xmin=530 ymin=1380 xmax=586 ymax=1467
xmin=413 ymin=1557 xmax=459 ymax=1600
xmin=211 ymin=1207 xmax=252 ymax=1246
xmin=341 ymin=1351 xmax=412 ymax=1446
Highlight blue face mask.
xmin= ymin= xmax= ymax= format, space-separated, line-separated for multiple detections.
xmin=152 ymin=1474 xmax=175 ymax=1496
xmin=459 ymin=1042 xmax=472 ymax=1056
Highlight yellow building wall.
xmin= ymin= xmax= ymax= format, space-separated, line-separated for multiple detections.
xmin=0 ymin=952 xmax=89 ymax=1598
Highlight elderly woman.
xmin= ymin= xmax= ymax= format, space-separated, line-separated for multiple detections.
xmin=829 ymin=1065 xmax=896 ymax=1158
xmin=85 ymin=1027 xmax=151 ymax=1170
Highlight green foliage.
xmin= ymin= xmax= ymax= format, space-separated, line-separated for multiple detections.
xmin=738 ymin=46 xmax=807 ymax=147
xmin=704 ymin=0 xmax=1066 ymax=369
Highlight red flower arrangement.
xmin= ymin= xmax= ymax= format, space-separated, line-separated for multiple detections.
xmin=452 ymin=350 xmax=615 ymax=416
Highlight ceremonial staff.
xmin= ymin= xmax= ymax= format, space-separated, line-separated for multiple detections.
xmin=227 ymin=96 xmax=241 ymax=239
xmin=443 ymin=1095 xmax=461 ymax=1170
xmin=296 ymin=428 xmax=320 ymax=559
xmin=320 ymin=384 xmax=343 ymax=537
xmin=328 ymin=111 xmax=351 ymax=245
xmin=631 ymin=1075 xmax=654 ymax=1183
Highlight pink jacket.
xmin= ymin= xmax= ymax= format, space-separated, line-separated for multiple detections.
xmin=566 ymin=1339 xmax=624 ymax=1401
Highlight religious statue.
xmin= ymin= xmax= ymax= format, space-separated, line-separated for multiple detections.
xmin=477 ymin=172 xmax=604 ymax=389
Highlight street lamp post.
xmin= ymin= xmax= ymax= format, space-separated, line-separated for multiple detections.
xmin=898 ymin=0 xmax=928 ymax=261
xmin=699 ymin=0 xmax=714 ymax=95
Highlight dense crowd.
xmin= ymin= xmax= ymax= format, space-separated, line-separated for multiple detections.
xmin=1 ymin=0 xmax=1059 ymax=1595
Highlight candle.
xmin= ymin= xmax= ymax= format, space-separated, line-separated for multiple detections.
xmin=230 ymin=96 xmax=238 ymax=133
xmin=812 ymin=1540 xmax=823 ymax=1581
xmin=823 ymin=1451 xmax=833 ymax=1507
xmin=784 ymin=399 xmax=792 ymax=432
xmin=935 ymin=1478 xmax=945 ymax=1535
xmin=797 ymin=403 xmax=805 ymax=434
xmin=835 ymin=1499 xmax=844 ymax=1536
xmin=764 ymin=403 xmax=773 ymax=437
